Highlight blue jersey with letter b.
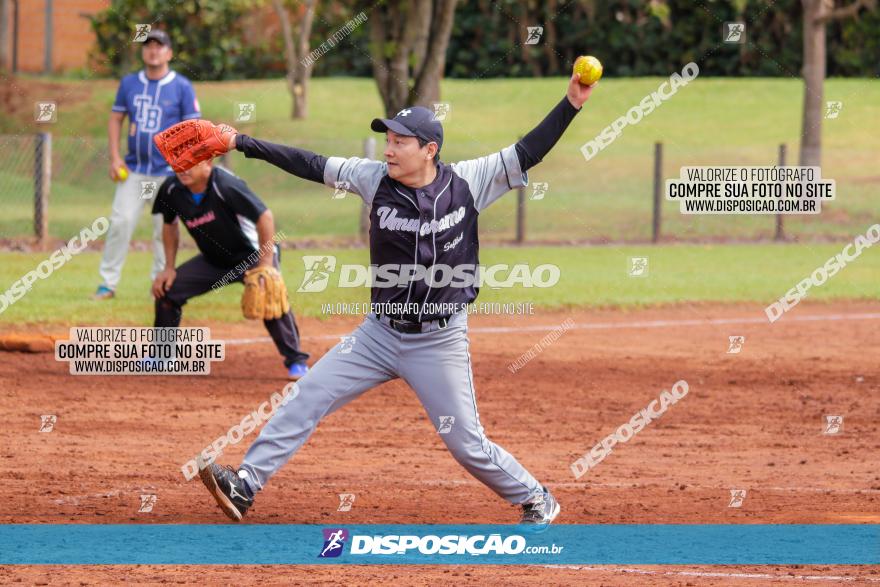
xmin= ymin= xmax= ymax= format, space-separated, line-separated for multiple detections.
xmin=112 ymin=70 xmax=201 ymax=176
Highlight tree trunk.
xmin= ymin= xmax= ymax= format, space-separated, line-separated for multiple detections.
xmin=368 ymin=10 xmax=391 ymax=112
xmin=799 ymin=0 xmax=825 ymax=167
xmin=293 ymin=0 xmax=316 ymax=119
xmin=370 ymin=2 xmax=416 ymax=116
xmin=543 ymin=0 xmax=559 ymax=74
xmin=410 ymin=0 xmax=457 ymax=107
xmin=411 ymin=0 xmax=431 ymax=73
xmin=370 ymin=0 xmax=458 ymax=116
xmin=0 ymin=0 xmax=9 ymax=72
xmin=272 ymin=0 xmax=316 ymax=120
xmin=519 ymin=2 xmax=542 ymax=77
xmin=799 ymin=0 xmax=876 ymax=166
xmin=391 ymin=1 xmax=421 ymax=112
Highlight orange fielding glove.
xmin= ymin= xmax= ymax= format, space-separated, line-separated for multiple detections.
xmin=153 ymin=120 xmax=237 ymax=173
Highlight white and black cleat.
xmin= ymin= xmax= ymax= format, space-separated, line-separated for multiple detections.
xmin=197 ymin=459 xmax=254 ymax=522
xmin=519 ymin=487 xmax=560 ymax=531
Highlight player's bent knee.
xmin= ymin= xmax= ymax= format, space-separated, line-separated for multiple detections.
xmin=440 ymin=435 xmax=492 ymax=465
xmin=154 ymin=297 xmax=184 ymax=327
xmin=156 ymin=296 xmax=183 ymax=310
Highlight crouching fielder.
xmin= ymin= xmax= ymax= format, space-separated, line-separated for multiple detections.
xmin=151 ymin=159 xmax=309 ymax=379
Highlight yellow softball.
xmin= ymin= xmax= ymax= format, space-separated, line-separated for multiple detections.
xmin=573 ymin=55 xmax=603 ymax=86
xmin=117 ymin=166 xmax=129 ymax=182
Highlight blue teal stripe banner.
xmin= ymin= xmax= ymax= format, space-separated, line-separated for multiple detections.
xmin=1 ymin=524 xmax=877 ymax=565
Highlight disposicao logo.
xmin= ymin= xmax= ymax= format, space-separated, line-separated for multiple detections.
xmin=318 ymin=528 xmax=349 ymax=558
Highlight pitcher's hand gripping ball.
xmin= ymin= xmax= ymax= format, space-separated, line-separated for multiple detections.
xmin=242 ymin=266 xmax=291 ymax=321
xmin=573 ymin=55 xmax=603 ymax=86
xmin=153 ymin=120 xmax=238 ymax=172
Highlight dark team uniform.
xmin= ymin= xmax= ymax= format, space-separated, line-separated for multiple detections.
xmin=232 ymin=97 xmax=578 ymax=321
xmin=227 ymin=97 xmax=580 ymax=508
xmin=152 ymin=166 xmax=308 ymax=367
xmin=153 ymin=166 xmax=267 ymax=267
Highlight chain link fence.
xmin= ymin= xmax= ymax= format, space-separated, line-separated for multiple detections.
xmin=1 ymin=133 xmax=109 ymax=246
xmin=0 ymin=133 xmax=38 ymax=241
xmin=1 ymin=132 xmax=873 ymax=247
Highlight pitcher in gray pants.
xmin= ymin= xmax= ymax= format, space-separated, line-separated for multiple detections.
xmin=196 ymin=73 xmax=596 ymax=526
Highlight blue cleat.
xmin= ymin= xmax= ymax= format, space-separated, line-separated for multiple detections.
xmin=93 ymin=285 xmax=114 ymax=300
xmin=287 ymin=361 xmax=309 ymax=380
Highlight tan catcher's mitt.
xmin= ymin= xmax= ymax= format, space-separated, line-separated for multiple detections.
xmin=242 ymin=266 xmax=291 ymax=321
xmin=153 ymin=120 xmax=237 ymax=172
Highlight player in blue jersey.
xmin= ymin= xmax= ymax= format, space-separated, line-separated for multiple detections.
xmin=94 ymin=29 xmax=201 ymax=300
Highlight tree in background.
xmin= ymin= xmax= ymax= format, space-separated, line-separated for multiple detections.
xmin=87 ymin=1 xmax=880 ymax=83
xmin=367 ymin=0 xmax=458 ymax=116
xmin=799 ymin=0 xmax=876 ymax=167
xmin=0 ymin=0 xmax=8 ymax=73
xmin=89 ymin=0 xmax=271 ymax=79
xmin=272 ymin=0 xmax=316 ymax=119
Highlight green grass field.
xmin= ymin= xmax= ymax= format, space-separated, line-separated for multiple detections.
xmin=1 ymin=243 xmax=877 ymax=326
xmin=1 ymin=76 xmax=878 ymax=244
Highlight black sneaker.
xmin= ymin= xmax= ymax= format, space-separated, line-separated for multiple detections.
xmin=519 ymin=487 xmax=561 ymax=528
xmin=198 ymin=461 xmax=254 ymax=521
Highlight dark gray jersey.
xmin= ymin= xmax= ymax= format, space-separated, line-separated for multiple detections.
xmin=234 ymin=95 xmax=580 ymax=321
xmin=324 ymin=145 xmax=527 ymax=320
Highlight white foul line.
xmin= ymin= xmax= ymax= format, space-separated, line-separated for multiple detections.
xmin=540 ymin=566 xmax=880 ymax=583
xmin=473 ymin=311 xmax=880 ymax=334
xmin=547 ymin=480 xmax=880 ymax=494
xmin=223 ymin=311 xmax=880 ymax=346
xmin=316 ymin=477 xmax=880 ymax=495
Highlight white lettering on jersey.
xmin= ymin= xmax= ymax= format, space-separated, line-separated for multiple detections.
xmin=443 ymin=232 xmax=464 ymax=252
xmin=133 ymin=95 xmax=163 ymax=132
xmin=376 ymin=206 xmax=466 ymax=236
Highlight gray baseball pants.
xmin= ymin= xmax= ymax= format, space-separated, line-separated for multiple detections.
xmin=98 ymin=171 xmax=167 ymax=289
xmin=239 ymin=311 xmax=542 ymax=504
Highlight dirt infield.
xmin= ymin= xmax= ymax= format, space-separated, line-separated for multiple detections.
xmin=2 ymin=302 xmax=878 ymax=585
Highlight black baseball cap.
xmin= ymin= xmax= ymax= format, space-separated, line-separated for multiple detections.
xmin=144 ymin=29 xmax=172 ymax=48
xmin=371 ymin=106 xmax=443 ymax=152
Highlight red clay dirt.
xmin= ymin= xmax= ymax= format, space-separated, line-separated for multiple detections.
xmin=1 ymin=301 xmax=878 ymax=585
